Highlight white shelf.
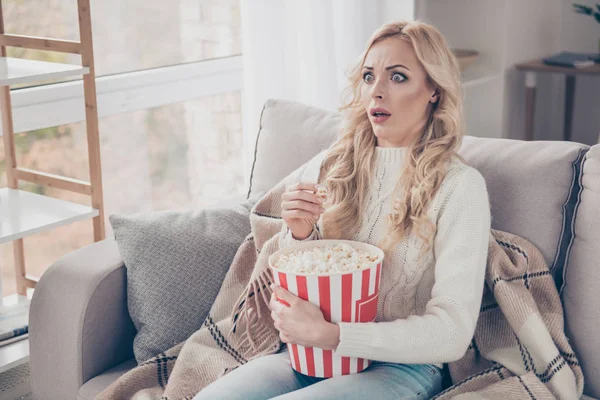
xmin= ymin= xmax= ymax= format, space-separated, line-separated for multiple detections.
xmin=0 ymin=338 xmax=28 ymax=375
xmin=0 ymin=188 xmax=99 ymax=244
xmin=0 ymin=57 xmax=89 ymax=87
xmin=0 ymin=292 xmax=32 ymax=310
xmin=0 ymin=292 xmax=32 ymax=374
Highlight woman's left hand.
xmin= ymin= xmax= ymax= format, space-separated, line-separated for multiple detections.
xmin=269 ymin=283 xmax=329 ymax=348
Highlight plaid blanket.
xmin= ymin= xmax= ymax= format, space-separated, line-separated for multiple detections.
xmin=96 ymin=156 xmax=584 ymax=400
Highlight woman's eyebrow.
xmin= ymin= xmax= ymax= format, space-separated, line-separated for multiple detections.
xmin=362 ymin=64 xmax=411 ymax=71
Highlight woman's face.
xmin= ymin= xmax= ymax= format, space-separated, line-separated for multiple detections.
xmin=361 ymin=36 xmax=438 ymax=148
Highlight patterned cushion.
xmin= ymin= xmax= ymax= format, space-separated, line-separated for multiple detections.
xmin=109 ymin=195 xmax=260 ymax=364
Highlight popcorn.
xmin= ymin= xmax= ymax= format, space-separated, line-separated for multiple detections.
xmin=316 ymin=185 xmax=329 ymax=199
xmin=272 ymin=242 xmax=379 ymax=275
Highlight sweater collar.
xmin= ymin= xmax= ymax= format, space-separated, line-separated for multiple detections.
xmin=374 ymin=145 xmax=408 ymax=165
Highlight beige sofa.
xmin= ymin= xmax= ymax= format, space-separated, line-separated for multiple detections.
xmin=29 ymin=99 xmax=600 ymax=399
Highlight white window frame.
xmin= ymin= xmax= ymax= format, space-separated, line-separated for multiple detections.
xmin=3 ymin=55 xmax=243 ymax=134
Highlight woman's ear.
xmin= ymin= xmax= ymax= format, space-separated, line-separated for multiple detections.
xmin=430 ymin=89 xmax=439 ymax=104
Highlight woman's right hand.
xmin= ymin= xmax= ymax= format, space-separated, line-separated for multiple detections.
xmin=281 ymin=182 xmax=327 ymax=240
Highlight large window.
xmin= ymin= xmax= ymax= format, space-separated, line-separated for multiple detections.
xmin=4 ymin=0 xmax=241 ymax=77
xmin=0 ymin=1 xmax=243 ymax=296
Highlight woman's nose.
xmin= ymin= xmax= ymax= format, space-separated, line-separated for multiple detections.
xmin=371 ymin=80 xmax=385 ymax=99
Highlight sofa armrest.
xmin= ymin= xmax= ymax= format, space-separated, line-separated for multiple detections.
xmin=30 ymin=238 xmax=136 ymax=400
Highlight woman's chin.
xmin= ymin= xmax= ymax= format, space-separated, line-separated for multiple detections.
xmin=372 ymin=128 xmax=387 ymax=139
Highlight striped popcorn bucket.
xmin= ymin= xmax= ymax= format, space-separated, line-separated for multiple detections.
xmin=269 ymin=240 xmax=384 ymax=378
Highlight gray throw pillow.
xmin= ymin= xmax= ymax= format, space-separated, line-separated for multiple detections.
xmin=109 ymin=193 xmax=262 ymax=364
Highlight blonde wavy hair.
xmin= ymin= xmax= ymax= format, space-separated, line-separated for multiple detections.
xmin=319 ymin=19 xmax=467 ymax=259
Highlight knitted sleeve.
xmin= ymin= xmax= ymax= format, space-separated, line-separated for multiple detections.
xmin=278 ymin=223 xmax=321 ymax=249
xmin=334 ymin=167 xmax=492 ymax=364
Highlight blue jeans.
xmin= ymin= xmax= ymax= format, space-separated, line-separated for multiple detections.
xmin=192 ymin=346 xmax=443 ymax=399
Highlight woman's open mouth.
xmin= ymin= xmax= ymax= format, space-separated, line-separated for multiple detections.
xmin=370 ymin=108 xmax=391 ymax=124
xmin=372 ymin=114 xmax=391 ymax=124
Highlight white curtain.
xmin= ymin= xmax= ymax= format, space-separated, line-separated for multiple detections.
xmin=240 ymin=0 xmax=414 ymax=180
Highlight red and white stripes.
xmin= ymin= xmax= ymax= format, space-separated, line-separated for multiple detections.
xmin=271 ymin=262 xmax=382 ymax=378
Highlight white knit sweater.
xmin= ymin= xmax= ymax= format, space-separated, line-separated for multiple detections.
xmin=279 ymin=145 xmax=492 ymax=368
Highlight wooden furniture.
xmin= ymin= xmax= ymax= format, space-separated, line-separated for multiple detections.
xmin=515 ymin=59 xmax=600 ymax=142
xmin=0 ymin=0 xmax=105 ymax=297
xmin=0 ymin=0 xmax=105 ymax=373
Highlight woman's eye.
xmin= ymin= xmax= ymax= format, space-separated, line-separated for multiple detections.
xmin=363 ymin=72 xmax=406 ymax=84
xmin=392 ymin=72 xmax=406 ymax=83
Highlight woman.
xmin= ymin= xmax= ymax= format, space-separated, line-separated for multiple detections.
xmin=194 ymin=19 xmax=491 ymax=400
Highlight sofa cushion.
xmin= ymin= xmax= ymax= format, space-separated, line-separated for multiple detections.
xmin=458 ymin=136 xmax=589 ymax=283
xmin=247 ymin=98 xmax=340 ymax=199
xmin=109 ymin=194 xmax=260 ymax=364
xmin=563 ymin=144 xmax=600 ymax=399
